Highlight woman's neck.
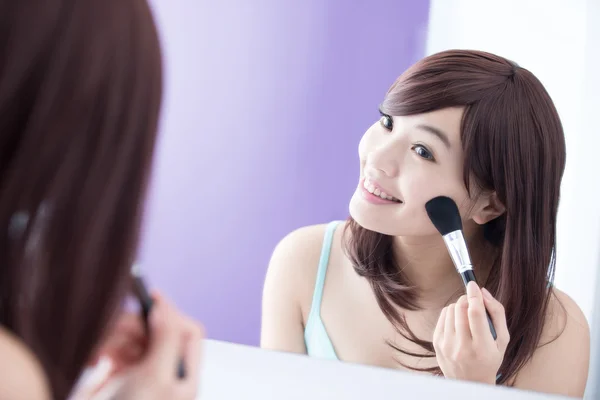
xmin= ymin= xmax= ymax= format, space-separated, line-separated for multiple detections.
xmin=392 ymin=223 xmax=491 ymax=309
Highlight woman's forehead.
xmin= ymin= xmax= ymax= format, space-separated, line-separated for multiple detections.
xmin=393 ymin=107 xmax=465 ymax=145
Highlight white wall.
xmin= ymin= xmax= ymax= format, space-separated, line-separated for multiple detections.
xmin=426 ymin=0 xmax=599 ymax=324
xmin=583 ymin=0 xmax=600 ymax=396
xmin=426 ymin=2 xmax=600 ymax=396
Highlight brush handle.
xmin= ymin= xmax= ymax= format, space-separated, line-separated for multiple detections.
xmin=132 ymin=276 xmax=187 ymax=379
xmin=131 ymin=276 xmax=153 ymax=330
xmin=460 ymin=269 xmax=497 ymax=340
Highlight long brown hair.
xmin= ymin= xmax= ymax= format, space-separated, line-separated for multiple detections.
xmin=0 ymin=0 xmax=162 ymax=398
xmin=344 ymin=50 xmax=566 ymax=384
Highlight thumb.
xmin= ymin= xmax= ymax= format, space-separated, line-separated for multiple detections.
xmin=144 ymin=298 xmax=180 ymax=375
xmin=481 ymin=288 xmax=510 ymax=350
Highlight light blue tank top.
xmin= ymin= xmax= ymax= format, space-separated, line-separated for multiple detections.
xmin=304 ymin=220 xmax=341 ymax=360
xmin=301 ymin=220 xmax=527 ymax=382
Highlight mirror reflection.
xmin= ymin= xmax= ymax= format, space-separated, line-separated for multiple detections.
xmin=139 ymin=0 xmax=599 ymax=398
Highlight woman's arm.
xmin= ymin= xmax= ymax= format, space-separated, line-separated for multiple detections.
xmin=260 ymin=225 xmax=327 ymax=354
xmin=512 ymin=289 xmax=590 ymax=398
xmin=0 ymin=327 xmax=51 ymax=400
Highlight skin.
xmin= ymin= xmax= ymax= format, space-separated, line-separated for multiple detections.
xmin=261 ymin=107 xmax=590 ymax=398
xmin=68 ymin=293 xmax=204 ymax=400
xmin=0 ymin=327 xmax=51 ymax=400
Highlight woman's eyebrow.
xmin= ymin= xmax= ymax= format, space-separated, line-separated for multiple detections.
xmin=415 ymin=124 xmax=451 ymax=149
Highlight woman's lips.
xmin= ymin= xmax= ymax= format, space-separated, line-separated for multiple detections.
xmin=360 ymin=178 xmax=403 ymax=205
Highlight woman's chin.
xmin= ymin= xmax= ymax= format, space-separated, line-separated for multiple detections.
xmin=349 ymin=195 xmax=403 ymax=236
xmin=349 ymin=193 xmax=437 ymax=237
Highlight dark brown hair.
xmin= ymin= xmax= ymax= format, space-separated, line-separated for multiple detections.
xmin=0 ymin=0 xmax=162 ymax=398
xmin=344 ymin=50 xmax=566 ymax=384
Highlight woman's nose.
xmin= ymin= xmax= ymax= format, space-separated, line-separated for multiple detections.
xmin=365 ymin=141 xmax=401 ymax=178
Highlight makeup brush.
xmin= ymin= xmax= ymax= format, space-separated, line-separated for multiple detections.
xmin=131 ymin=264 xmax=186 ymax=378
xmin=425 ymin=196 xmax=497 ymax=340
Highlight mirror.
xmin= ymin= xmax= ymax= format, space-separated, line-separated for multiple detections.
xmin=140 ymin=0 xmax=599 ymax=398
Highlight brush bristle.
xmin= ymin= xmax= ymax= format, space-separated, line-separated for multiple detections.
xmin=425 ymin=196 xmax=462 ymax=236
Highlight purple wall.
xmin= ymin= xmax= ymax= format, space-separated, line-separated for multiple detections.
xmin=141 ymin=1 xmax=430 ymax=346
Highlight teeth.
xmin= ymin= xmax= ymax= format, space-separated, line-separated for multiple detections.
xmin=363 ymin=179 xmax=401 ymax=202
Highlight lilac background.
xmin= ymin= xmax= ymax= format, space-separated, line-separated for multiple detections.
xmin=140 ymin=1 xmax=430 ymax=346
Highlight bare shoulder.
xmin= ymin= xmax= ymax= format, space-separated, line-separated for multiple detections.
xmin=263 ymin=221 xmax=349 ymax=316
xmin=545 ymin=288 xmax=589 ymax=340
xmin=271 ymin=223 xmax=331 ymax=263
xmin=265 ymin=222 xmax=341 ymax=298
xmin=261 ymin=222 xmax=347 ymax=351
xmin=513 ymin=288 xmax=590 ymax=397
xmin=0 ymin=327 xmax=51 ymax=400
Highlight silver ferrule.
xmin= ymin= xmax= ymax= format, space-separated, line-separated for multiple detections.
xmin=442 ymin=230 xmax=473 ymax=274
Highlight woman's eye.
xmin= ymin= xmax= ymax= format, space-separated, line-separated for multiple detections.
xmin=413 ymin=145 xmax=435 ymax=161
xmin=379 ymin=114 xmax=393 ymax=130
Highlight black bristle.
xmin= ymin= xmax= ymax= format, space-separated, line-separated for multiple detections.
xmin=425 ymin=196 xmax=462 ymax=236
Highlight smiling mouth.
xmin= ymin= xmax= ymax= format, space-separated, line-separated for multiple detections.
xmin=363 ymin=178 xmax=403 ymax=203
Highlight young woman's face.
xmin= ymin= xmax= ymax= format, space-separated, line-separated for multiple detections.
xmin=349 ymin=107 xmax=481 ymax=237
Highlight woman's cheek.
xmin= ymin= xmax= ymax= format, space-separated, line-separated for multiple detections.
xmin=402 ymin=173 xmax=464 ymax=208
xmin=358 ymin=127 xmax=378 ymax=158
xmin=358 ymin=134 xmax=367 ymax=159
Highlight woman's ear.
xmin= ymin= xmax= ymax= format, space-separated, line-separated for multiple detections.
xmin=472 ymin=192 xmax=506 ymax=225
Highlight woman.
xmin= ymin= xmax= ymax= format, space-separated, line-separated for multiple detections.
xmin=261 ymin=50 xmax=590 ymax=397
xmin=0 ymin=1 xmax=203 ymax=399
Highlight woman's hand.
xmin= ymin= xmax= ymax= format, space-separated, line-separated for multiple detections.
xmin=433 ymin=281 xmax=510 ymax=384
xmin=72 ymin=293 xmax=204 ymax=400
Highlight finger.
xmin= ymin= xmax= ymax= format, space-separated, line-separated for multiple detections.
xmin=113 ymin=312 xmax=147 ymax=335
xmin=150 ymin=291 xmax=174 ymax=309
xmin=95 ymin=327 xmax=148 ymax=369
xmin=466 ymin=282 xmax=494 ymax=345
xmin=90 ymin=313 xmax=146 ymax=365
xmin=145 ymin=296 xmax=181 ymax=376
xmin=105 ymin=329 xmax=146 ymax=352
xmin=482 ymin=288 xmax=510 ymax=350
xmin=108 ymin=342 xmax=146 ymax=374
xmin=444 ymin=304 xmax=456 ymax=337
xmin=433 ymin=307 xmax=447 ymax=345
xmin=105 ymin=313 xmax=147 ymax=347
xmin=455 ymin=295 xmax=471 ymax=341
xmin=176 ymin=316 xmax=204 ymax=377
xmin=175 ymin=319 xmax=204 ymax=395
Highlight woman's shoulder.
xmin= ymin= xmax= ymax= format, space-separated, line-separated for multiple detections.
xmin=264 ymin=221 xmax=348 ymax=303
xmin=0 ymin=327 xmax=51 ymax=400
xmin=511 ymin=287 xmax=590 ymax=396
xmin=270 ymin=221 xmax=347 ymax=266
xmin=546 ymin=288 xmax=589 ymax=337
xmin=540 ymin=288 xmax=589 ymax=352
xmin=274 ymin=221 xmax=345 ymax=260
